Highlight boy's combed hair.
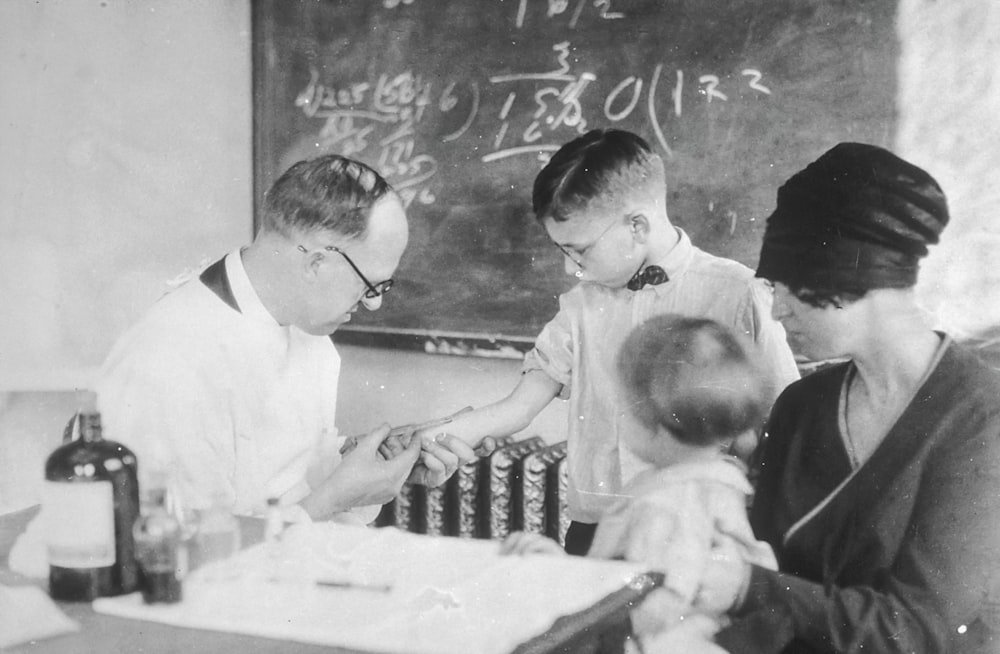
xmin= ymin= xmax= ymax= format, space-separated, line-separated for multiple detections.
xmin=532 ymin=129 xmax=665 ymax=223
xmin=261 ymin=154 xmax=393 ymax=239
xmin=617 ymin=315 xmax=767 ymax=446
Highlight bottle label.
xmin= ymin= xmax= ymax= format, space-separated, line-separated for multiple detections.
xmin=42 ymin=480 xmax=116 ymax=568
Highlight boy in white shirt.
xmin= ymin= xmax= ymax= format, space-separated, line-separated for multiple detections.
xmin=404 ymin=129 xmax=797 ymax=554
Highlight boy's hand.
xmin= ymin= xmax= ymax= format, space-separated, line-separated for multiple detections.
xmin=377 ymin=432 xmax=413 ymax=460
xmin=473 ymin=435 xmax=498 ymax=457
xmin=407 ymin=433 xmax=475 ymax=487
xmin=410 ymin=427 xmax=498 ymax=459
xmin=499 ymin=531 xmax=565 ymax=556
xmin=340 ymin=430 xmax=420 ymax=460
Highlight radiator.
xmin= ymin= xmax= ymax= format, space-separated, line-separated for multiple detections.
xmin=375 ymin=438 xmax=569 ymax=545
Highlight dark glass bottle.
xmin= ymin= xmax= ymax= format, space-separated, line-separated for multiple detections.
xmin=134 ymin=485 xmax=183 ymax=604
xmin=43 ymin=411 xmax=140 ymax=601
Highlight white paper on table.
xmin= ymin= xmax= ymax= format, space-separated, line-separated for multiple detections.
xmin=93 ymin=522 xmax=648 ymax=654
xmin=7 ymin=511 xmax=48 ymax=579
xmin=0 ymin=584 xmax=80 ymax=648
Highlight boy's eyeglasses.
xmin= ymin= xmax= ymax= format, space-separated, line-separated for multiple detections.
xmin=549 ymin=218 xmax=619 ymax=270
xmin=297 ymin=244 xmax=394 ymax=299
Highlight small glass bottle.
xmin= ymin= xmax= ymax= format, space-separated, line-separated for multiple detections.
xmin=133 ymin=483 xmax=183 ymax=604
xmin=43 ymin=409 xmax=140 ymax=601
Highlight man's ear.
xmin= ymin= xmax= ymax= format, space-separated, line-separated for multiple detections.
xmin=300 ymin=247 xmax=326 ymax=280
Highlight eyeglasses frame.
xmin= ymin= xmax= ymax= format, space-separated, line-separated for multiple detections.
xmin=549 ymin=216 xmax=622 ymax=270
xmin=297 ymin=244 xmax=394 ymax=299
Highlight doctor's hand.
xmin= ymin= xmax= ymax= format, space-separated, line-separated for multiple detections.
xmin=302 ymin=423 xmax=421 ymax=520
xmin=408 ymin=427 xmax=499 ymax=459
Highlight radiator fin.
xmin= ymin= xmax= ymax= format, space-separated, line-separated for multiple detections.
xmin=375 ymin=437 xmax=568 ymax=545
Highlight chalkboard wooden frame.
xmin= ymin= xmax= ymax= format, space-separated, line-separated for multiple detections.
xmin=251 ymin=0 xmax=897 ymax=356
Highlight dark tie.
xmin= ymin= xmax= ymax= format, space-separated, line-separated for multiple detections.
xmin=626 ymin=265 xmax=669 ymax=291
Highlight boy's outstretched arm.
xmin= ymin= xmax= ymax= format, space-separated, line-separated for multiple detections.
xmin=414 ymin=368 xmax=563 ymax=450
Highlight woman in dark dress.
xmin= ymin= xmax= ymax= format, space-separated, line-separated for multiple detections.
xmin=716 ymin=143 xmax=1000 ymax=654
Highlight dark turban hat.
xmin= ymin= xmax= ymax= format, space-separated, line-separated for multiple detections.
xmin=756 ymin=142 xmax=949 ymax=294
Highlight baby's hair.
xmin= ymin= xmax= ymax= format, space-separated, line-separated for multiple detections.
xmin=617 ymin=314 xmax=767 ymax=446
xmin=532 ymin=129 xmax=665 ymax=223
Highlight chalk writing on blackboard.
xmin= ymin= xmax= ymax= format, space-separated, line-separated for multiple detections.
xmin=295 ymin=70 xmax=438 ymax=208
xmin=294 ymin=41 xmax=771 ymax=208
xmin=255 ymin=0 xmax=898 ymax=344
xmin=515 ymin=0 xmax=626 ymax=29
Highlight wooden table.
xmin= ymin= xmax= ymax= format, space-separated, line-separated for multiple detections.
xmin=1 ymin=506 xmax=658 ymax=653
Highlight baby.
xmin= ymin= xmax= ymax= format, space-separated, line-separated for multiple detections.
xmin=502 ymin=314 xmax=777 ymax=653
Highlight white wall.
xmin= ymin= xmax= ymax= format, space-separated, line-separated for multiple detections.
xmin=899 ymin=0 xmax=1000 ymax=339
xmin=0 ymin=0 xmax=253 ymax=390
xmin=0 ymin=0 xmax=254 ymax=510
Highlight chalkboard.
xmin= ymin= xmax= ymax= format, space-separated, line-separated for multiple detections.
xmin=252 ymin=0 xmax=896 ymax=350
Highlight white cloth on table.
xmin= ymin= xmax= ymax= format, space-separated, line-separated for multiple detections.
xmin=93 ymin=521 xmax=648 ymax=654
xmin=7 ymin=511 xmax=46 ymax=579
xmin=0 ymin=583 xmax=79 ymax=648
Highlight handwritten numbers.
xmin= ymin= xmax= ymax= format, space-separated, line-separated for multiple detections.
xmin=516 ymin=0 xmax=528 ymax=28
xmin=646 ymin=64 xmax=671 ymax=157
xmin=698 ymin=75 xmax=728 ymax=103
xmin=495 ymin=92 xmax=518 ymax=149
xmin=486 ymin=40 xmax=597 ymax=161
xmin=547 ymin=0 xmax=570 ymax=17
xmin=552 ymin=41 xmax=572 ymax=78
xmin=295 ymin=67 xmax=440 ymax=209
xmin=440 ymin=81 xmax=480 ymax=143
xmin=295 ymin=34 xmax=775 ymax=186
xmin=439 ymin=82 xmax=459 ymax=112
xmin=672 ymin=69 xmax=684 ymax=117
xmin=741 ymin=69 xmax=772 ymax=95
xmin=604 ymin=76 xmax=642 ymax=121
xmin=554 ymin=72 xmax=594 ymax=130
xmin=516 ymin=0 xmax=626 ymax=29
xmin=593 ymin=0 xmax=624 ymax=20
xmin=318 ymin=115 xmax=372 ymax=157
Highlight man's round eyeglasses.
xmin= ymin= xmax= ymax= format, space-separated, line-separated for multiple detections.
xmin=297 ymin=244 xmax=394 ymax=299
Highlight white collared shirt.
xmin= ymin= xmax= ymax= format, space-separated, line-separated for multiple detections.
xmin=525 ymin=230 xmax=800 ymax=523
xmin=97 ymin=249 xmax=373 ymax=522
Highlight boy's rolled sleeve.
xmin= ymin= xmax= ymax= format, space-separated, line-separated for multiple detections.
xmin=523 ymin=301 xmax=576 ymax=398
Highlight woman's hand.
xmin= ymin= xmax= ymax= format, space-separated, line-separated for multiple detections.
xmin=693 ymin=541 xmax=753 ymax=614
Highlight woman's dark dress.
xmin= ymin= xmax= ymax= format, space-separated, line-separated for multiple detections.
xmin=719 ymin=341 xmax=1000 ymax=653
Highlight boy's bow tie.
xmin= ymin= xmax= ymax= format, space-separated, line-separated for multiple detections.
xmin=626 ymin=265 xmax=669 ymax=291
